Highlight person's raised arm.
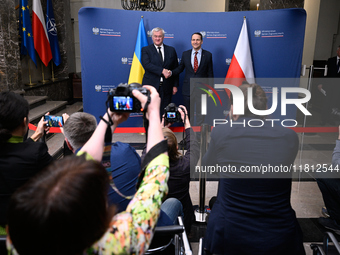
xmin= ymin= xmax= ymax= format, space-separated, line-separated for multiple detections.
xmin=132 ymin=85 xmax=165 ymax=153
xmin=30 ymin=113 xmax=50 ymax=142
xmin=178 ymin=105 xmax=191 ymax=129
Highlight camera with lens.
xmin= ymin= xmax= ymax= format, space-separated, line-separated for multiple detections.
xmin=164 ymin=103 xmax=183 ymax=123
xmin=108 ymin=83 xmax=149 ymax=113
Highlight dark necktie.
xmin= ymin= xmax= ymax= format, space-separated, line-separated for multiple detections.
xmin=194 ymin=51 xmax=198 ymax=73
xmin=337 ymin=59 xmax=340 ymax=73
xmin=158 ymin=46 xmax=163 ymax=63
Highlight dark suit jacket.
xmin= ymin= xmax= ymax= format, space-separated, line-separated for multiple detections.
xmin=327 ymin=56 xmax=340 ymax=78
xmin=323 ymin=56 xmax=340 ymax=109
xmin=202 ymin=118 xmax=304 ymax=255
xmin=172 ymin=49 xmax=214 ymax=96
xmin=141 ymin=44 xmax=179 ymax=95
xmin=0 ymin=138 xmax=53 ymax=225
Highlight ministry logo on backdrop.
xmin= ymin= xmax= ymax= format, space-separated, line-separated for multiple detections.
xmin=254 ymin=29 xmax=284 ymax=38
xmin=225 ymin=58 xmax=232 ymax=65
xmin=92 ymin=27 xmax=99 ymax=35
xmin=95 ymin=85 xmax=101 ymax=92
xmin=92 ymin=27 xmax=121 ymax=37
xmin=254 ymin=30 xmax=261 ymax=37
xmin=121 ymin=57 xmax=132 ymax=65
xmin=200 ymin=31 xmax=206 ymax=38
xmin=204 ymin=31 xmax=227 ymax=39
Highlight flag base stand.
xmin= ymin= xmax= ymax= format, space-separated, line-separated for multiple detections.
xmin=39 ymin=79 xmax=49 ymax=84
xmin=25 ymin=82 xmax=37 ymax=86
xmin=50 ymin=77 xmax=58 ymax=82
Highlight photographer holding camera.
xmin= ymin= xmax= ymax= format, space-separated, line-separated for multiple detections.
xmin=142 ymin=104 xmax=200 ymax=233
xmin=0 ymin=92 xmax=53 ymax=231
xmin=6 ymin=85 xmax=170 ymax=255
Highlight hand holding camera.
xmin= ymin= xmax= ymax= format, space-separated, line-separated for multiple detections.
xmin=108 ymin=83 xmax=150 ymax=113
xmin=178 ymin=105 xmax=191 ymax=129
xmin=164 ymin=103 xmax=183 ymax=123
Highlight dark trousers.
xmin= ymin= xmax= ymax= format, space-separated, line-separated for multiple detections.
xmin=194 ymin=88 xmax=205 ymax=126
xmin=184 ymin=88 xmax=205 ymax=126
xmin=317 ymin=178 xmax=340 ymax=224
xmin=158 ymin=83 xmax=172 ymax=119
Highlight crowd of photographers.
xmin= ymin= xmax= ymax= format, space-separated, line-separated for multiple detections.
xmin=0 ymin=84 xmax=198 ymax=254
xmin=2 ymin=79 xmax=340 ymax=254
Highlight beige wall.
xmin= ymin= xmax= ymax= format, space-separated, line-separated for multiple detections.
xmin=301 ymin=0 xmax=321 ymax=69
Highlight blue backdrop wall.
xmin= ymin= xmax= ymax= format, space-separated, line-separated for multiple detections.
xmin=78 ymin=8 xmax=306 ymax=126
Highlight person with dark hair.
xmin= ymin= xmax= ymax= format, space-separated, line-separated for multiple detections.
xmin=202 ymin=84 xmax=305 ymax=255
xmin=0 ymin=91 xmax=53 ymax=228
xmin=142 ymin=105 xmax=200 ymax=233
xmin=6 ymin=86 xmax=170 ymax=255
xmin=171 ymin=32 xmax=214 ymax=125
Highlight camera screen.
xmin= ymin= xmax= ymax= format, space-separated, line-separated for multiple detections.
xmin=113 ymin=96 xmax=133 ymax=111
xmin=44 ymin=115 xmax=64 ymax=127
xmin=167 ymin=112 xmax=177 ymax=119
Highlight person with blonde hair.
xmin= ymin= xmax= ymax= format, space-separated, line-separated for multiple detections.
xmin=142 ymin=105 xmax=200 ymax=233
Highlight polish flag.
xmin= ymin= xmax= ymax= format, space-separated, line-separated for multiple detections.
xmin=224 ymin=18 xmax=255 ymax=97
xmin=32 ymin=0 xmax=52 ymax=66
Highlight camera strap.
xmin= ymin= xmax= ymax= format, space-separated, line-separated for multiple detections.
xmin=142 ymin=93 xmax=151 ymax=143
xmin=100 ymin=99 xmax=114 ymax=144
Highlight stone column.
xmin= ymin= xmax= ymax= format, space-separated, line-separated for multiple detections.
xmin=0 ymin=0 xmax=22 ymax=91
xmin=53 ymin=0 xmax=76 ymax=79
xmin=226 ymin=0 xmax=251 ymax=11
xmin=258 ymin=0 xmax=304 ymax=10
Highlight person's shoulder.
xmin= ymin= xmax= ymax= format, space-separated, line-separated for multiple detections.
xmin=328 ymin=56 xmax=337 ymax=62
xmin=272 ymin=125 xmax=298 ymax=140
xmin=164 ymin=44 xmax=176 ymax=50
xmin=112 ymin=141 xmax=136 ymax=153
xmin=112 ymin=142 xmax=141 ymax=159
xmin=181 ymin=50 xmax=191 ymax=58
xmin=202 ymin=49 xmax=212 ymax=55
xmin=142 ymin=44 xmax=153 ymax=51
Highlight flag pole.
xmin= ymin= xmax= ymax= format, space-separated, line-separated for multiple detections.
xmin=26 ymin=57 xmax=36 ymax=86
xmin=40 ymin=62 xmax=48 ymax=83
xmin=50 ymin=62 xmax=58 ymax=82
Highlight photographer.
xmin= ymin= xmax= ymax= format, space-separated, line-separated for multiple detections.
xmin=142 ymin=105 xmax=200 ymax=233
xmin=202 ymin=83 xmax=304 ymax=255
xmin=0 ymin=91 xmax=53 ymax=230
xmin=6 ymin=86 xmax=170 ymax=255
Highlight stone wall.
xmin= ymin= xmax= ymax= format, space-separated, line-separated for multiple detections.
xmin=0 ymin=0 xmax=22 ymax=91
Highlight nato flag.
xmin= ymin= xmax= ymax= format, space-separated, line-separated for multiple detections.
xmin=46 ymin=0 xmax=61 ymax=66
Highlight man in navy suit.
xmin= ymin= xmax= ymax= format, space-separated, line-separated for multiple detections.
xmin=142 ymin=27 xmax=179 ymax=115
xmin=171 ymin=32 xmax=214 ymax=125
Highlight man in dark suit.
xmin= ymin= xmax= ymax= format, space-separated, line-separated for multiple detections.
xmin=171 ymin=32 xmax=214 ymax=125
xmin=142 ymin=27 xmax=179 ymax=115
xmin=202 ymin=83 xmax=304 ymax=255
xmin=318 ymin=45 xmax=340 ymax=125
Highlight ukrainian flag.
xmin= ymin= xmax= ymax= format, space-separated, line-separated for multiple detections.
xmin=128 ymin=18 xmax=148 ymax=85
